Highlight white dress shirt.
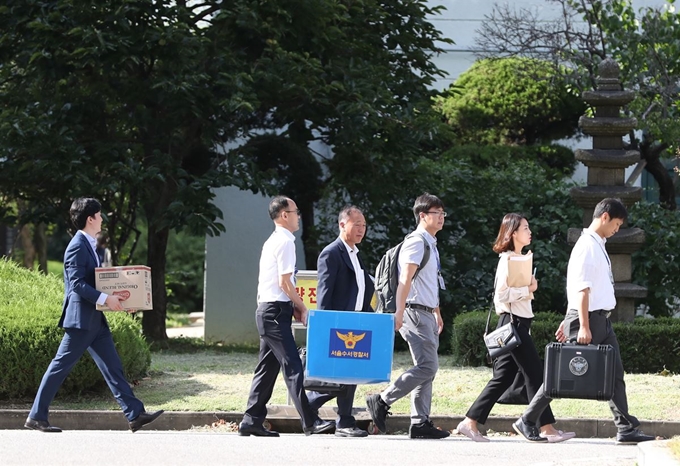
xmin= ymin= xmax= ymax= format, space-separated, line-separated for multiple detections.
xmin=257 ymin=226 xmax=297 ymax=304
xmin=341 ymin=239 xmax=365 ymax=311
xmin=566 ymin=228 xmax=616 ymax=312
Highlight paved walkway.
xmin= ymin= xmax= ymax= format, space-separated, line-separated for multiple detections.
xmin=1 ymin=408 xmax=677 ymax=465
xmin=0 ymin=429 xmax=667 ymax=466
xmin=166 ymin=323 xmax=204 ymax=339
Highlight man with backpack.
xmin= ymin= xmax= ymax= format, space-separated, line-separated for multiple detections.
xmin=366 ymin=193 xmax=450 ymax=439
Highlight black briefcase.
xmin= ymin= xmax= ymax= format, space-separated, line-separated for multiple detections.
xmin=544 ymin=342 xmax=615 ymax=401
xmin=298 ymin=347 xmax=346 ymax=394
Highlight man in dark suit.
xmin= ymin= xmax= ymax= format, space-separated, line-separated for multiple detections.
xmin=307 ymin=205 xmax=374 ymax=437
xmin=25 ymin=198 xmax=163 ymax=433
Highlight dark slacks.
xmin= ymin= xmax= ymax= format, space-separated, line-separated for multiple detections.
xmin=29 ymin=314 xmax=144 ymax=422
xmin=242 ymin=301 xmax=316 ymax=430
xmin=467 ymin=314 xmax=556 ymax=426
xmin=522 ymin=309 xmax=639 ymax=433
xmin=307 ymin=385 xmax=358 ymax=428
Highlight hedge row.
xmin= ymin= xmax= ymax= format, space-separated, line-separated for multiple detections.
xmin=0 ymin=259 xmax=150 ymax=399
xmin=450 ymin=310 xmax=680 ymax=374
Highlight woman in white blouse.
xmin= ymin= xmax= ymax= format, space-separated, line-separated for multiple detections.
xmin=456 ymin=213 xmax=575 ymax=443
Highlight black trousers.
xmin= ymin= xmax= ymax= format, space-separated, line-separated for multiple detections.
xmin=307 ymin=385 xmax=358 ymax=428
xmin=522 ymin=309 xmax=639 ymax=433
xmin=242 ymin=301 xmax=316 ymax=430
xmin=467 ymin=314 xmax=556 ymax=426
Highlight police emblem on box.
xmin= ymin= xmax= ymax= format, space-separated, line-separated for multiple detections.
xmin=568 ymin=356 xmax=588 ymax=376
xmin=329 ymin=328 xmax=372 ymax=360
xmin=306 ymin=310 xmax=393 ymax=384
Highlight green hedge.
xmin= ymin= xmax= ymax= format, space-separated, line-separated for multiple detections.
xmin=0 ymin=259 xmax=150 ymax=399
xmin=451 ymin=310 xmax=680 ymax=374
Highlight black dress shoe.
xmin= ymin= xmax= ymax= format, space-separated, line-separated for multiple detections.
xmin=304 ymin=418 xmax=335 ymax=436
xmin=616 ymin=428 xmax=656 ymax=445
xmin=409 ymin=420 xmax=450 ymax=439
xmin=335 ymin=426 xmax=369 ymax=438
xmin=24 ymin=417 xmax=62 ymax=433
xmin=512 ymin=417 xmax=547 ymax=442
xmin=238 ymin=422 xmax=280 ymax=437
xmin=129 ymin=410 xmax=164 ymax=432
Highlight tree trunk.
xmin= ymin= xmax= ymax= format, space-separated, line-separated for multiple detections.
xmin=34 ymin=223 xmax=48 ymax=274
xmin=299 ymin=200 xmax=319 ymax=270
xmin=142 ymin=224 xmax=169 ymax=342
xmin=19 ymin=224 xmax=35 ymax=269
xmin=640 ymin=139 xmax=677 ymax=210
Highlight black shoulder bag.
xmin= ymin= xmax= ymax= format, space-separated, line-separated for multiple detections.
xmin=483 ymin=279 xmax=522 ymax=359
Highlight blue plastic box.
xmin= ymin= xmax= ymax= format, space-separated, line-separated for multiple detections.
xmin=305 ymin=310 xmax=395 ymax=384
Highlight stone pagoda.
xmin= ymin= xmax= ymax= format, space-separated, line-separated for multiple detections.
xmin=569 ymin=58 xmax=647 ymax=322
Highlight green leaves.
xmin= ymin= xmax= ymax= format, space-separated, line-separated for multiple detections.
xmin=435 ymin=57 xmax=586 ymax=145
xmin=629 ymin=201 xmax=680 ymax=316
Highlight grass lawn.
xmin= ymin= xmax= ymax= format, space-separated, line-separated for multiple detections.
xmin=166 ymin=312 xmax=192 ymax=328
xmin=5 ymin=349 xmax=680 ymax=423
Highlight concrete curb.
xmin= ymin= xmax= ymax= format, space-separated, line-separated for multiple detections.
xmin=3 ymin=407 xmax=678 ymax=439
xmin=638 ymin=440 xmax=680 ymax=466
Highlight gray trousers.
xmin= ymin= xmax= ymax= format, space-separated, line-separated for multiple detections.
xmin=381 ymin=308 xmax=439 ymax=425
xmin=522 ymin=309 xmax=639 ymax=433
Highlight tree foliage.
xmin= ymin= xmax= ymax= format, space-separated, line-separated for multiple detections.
xmin=476 ymin=0 xmax=680 ymax=209
xmin=317 ymin=150 xmax=582 ymax=351
xmin=0 ymin=0 xmax=451 ymax=340
xmin=629 ymin=201 xmax=680 ymax=316
xmin=435 ymin=57 xmax=586 ymax=146
xmin=442 ymin=143 xmax=578 ymax=179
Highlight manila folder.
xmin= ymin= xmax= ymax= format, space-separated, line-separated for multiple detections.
xmin=507 ymin=253 xmax=533 ymax=287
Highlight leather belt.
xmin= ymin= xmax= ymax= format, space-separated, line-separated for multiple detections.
xmin=407 ymin=303 xmax=434 ymax=313
xmin=593 ymin=309 xmax=612 ymax=318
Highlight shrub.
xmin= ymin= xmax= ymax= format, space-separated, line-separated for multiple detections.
xmin=0 ymin=259 xmax=150 ymax=399
xmin=434 ymin=57 xmax=585 ymax=146
xmin=451 ymin=310 xmax=680 ymax=373
xmin=450 ymin=310 xmax=563 ymax=366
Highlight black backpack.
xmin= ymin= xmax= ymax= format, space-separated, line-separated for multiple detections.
xmin=374 ymin=232 xmax=430 ymax=313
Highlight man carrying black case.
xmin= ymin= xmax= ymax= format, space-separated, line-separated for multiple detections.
xmin=514 ymin=198 xmax=656 ymax=445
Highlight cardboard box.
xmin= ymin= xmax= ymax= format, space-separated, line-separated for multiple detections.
xmin=305 ymin=310 xmax=394 ymax=385
xmin=95 ymin=266 xmax=153 ymax=311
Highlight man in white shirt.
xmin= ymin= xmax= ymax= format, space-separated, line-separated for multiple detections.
xmin=514 ymin=198 xmax=655 ymax=445
xmin=239 ymin=196 xmax=334 ymax=437
xmin=366 ymin=193 xmax=450 ymax=439
xmin=306 ymin=206 xmax=374 ymax=437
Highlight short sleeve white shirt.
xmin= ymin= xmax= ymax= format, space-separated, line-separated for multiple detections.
xmin=566 ymin=229 xmax=616 ymax=312
xmin=398 ymin=226 xmax=440 ymax=309
xmin=257 ymin=226 xmax=297 ymax=303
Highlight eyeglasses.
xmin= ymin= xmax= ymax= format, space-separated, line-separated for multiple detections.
xmin=285 ymin=209 xmax=301 ymax=215
xmin=426 ymin=211 xmax=447 ymax=217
